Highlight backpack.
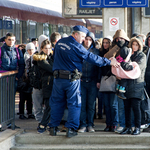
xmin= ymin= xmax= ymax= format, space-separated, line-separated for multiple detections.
xmin=28 ymin=56 xmax=42 ymax=90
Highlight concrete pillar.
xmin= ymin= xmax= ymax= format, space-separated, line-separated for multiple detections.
xmin=141 ymin=15 xmax=150 ymax=36
xmin=102 ymin=8 xmax=126 ymax=38
xmin=132 ymin=8 xmax=141 ymax=35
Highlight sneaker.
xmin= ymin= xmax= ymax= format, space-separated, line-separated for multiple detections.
xmin=19 ymin=114 xmax=27 ymax=119
xmin=115 ymin=126 xmax=124 ymax=133
xmin=119 ymin=86 xmax=125 ymax=93
xmin=37 ymin=125 xmax=46 ymax=134
xmin=28 ymin=114 xmax=35 ymax=119
xmin=111 ymin=126 xmax=117 ymax=132
xmin=61 ymin=125 xmax=67 ymax=132
xmin=117 ymin=92 xmax=127 ymax=99
xmin=104 ymin=126 xmax=111 ymax=132
xmin=88 ymin=126 xmax=95 ymax=133
xmin=78 ymin=127 xmax=87 ymax=133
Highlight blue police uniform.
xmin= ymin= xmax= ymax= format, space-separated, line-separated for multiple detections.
xmin=49 ymin=26 xmax=111 ymax=130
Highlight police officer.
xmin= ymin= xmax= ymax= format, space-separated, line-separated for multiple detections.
xmin=49 ymin=25 xmax=119 ymax=138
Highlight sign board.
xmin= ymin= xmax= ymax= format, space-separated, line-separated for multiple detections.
xmin=3 ymin=20 xmax=13 ymax=29
xmin=80 ymin=0 xmax=149 ymax=8
xmin=109 ymin=17 xmax=119 ymax=31
xmin=63 ymin=0 xmax=102 ymax=18
xmin=143 ymin=2 xmax=150 ymax=17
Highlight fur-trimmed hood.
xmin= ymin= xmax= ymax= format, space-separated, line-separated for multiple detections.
xmin=33 ymin=53 xmax=47 ymax=61
xmin=129 ymin=37 xmax=143 ymax=51
xmin=113 ymin=29 xmax=130 ymax=42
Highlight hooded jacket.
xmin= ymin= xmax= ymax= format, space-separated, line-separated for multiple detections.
xmin=104 ymin=29 xmax=130 ymax=59
xmin=143 ymin=35 xmax=150 ymax=91
xmin=37 ymin=35 xmax=48 ymax=53
xmin=126 ymin=37 xmax=146 ymax=100
xmin=33 ymin=51 xmax=53 ymax=99
xmin=81 ymin=45 xmax=100 ymax=82
xmin=81 ymin=32 xmax=100 ymax=82
xmin=0 ymin=43 xmax=25 ymax=79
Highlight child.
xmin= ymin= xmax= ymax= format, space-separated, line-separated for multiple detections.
xmin=116 ymin=47 xmax=133 ymax=99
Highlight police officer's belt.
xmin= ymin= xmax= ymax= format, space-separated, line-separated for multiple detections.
xmin=53 ymin=69 xmax=82 ymax=81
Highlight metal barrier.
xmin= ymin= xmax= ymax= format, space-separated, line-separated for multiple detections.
xmin=0 ymin=70 xmax=18 ymax=131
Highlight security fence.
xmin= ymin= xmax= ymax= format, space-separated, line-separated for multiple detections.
xmin=0 ymin=70 xmax=18 ymax=131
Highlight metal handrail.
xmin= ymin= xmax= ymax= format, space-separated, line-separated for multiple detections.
xmin=0 ymin=70 xmax=18 ymax=131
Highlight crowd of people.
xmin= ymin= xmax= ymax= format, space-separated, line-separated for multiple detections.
xmin=0 ymin=25 xmax=150 ymax=138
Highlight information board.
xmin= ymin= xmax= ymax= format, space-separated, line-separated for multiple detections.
xmin=79 ymin=0 xmax=149 ymax=8
xmin=63 ymin=0 xmax=102 ymax=18
xmin=3 ymin=21 xmax=13 ymax=30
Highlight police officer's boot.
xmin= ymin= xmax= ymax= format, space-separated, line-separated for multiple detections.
xmin=49 ymin=127 xmax=57 ymax=136
xmin=66 ymin=128 xmax=78 ymax=138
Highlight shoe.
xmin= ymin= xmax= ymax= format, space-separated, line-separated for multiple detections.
xmin=104 ymin=126 xmax=111 ymax=132
xmin=111 ymin=126 xmax=117 ymax=132
xmin=88 ymin=126 xmax=95 ymax=133
xmin=116 ymin=84 xmax=120 ymax=91
xmin=117 ymin=92 xmax=127 ymax=100
xmin=37 ymin=123 xmax=40 ymax=130
xmin=61 ymin=125 xmax=67 ymax=132
xmin=19 ymin=114 xmax=27 ymax=119
xmin=115 ymin=126 xmax=124 ymax=133
xmin=66 ymin=128 xmax=78 ymax=138
xmin=120 ymin=127 xmax=132 ymax=134
xmin=119 ymin=86 xmax=126 ymax=93
xmin=78 ymin=127 xmax=86 ymax=133
xmin=98 ymin=114 xmax=103 ymax=119
xmin=28 ymin=114 xmax=35 ymax=119
xmin=49 ymin=127 xmax=57 ymax=136
xmin=37 ymin=125 xmax=46 ymax=134
xmin=132 ymin=127 xmax=140 ymax=135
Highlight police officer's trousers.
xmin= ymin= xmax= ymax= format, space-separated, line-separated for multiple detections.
xmin=49 ymin=78 xmax=81 ymax=130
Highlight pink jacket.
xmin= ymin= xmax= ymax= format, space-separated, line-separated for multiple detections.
xmin=111 ymin=62 xmax=141 ymax=79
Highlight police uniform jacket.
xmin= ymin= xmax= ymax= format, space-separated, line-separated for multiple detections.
xmin=53 ymin=36 xmax=111 ymax=72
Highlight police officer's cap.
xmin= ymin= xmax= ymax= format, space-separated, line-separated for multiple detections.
xmin=31 ymin=38 xmax=38 ymax=42
xmin=73 ymin=25 xmax=89 ymax=34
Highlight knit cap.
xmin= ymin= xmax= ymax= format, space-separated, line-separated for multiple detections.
xmin=104 ymin=35 xmax=113 ymax=42
xmin=37 ymin=34 xmax=48 ymax=52
xmin=26 ymin=42 xmax=35 ymax=51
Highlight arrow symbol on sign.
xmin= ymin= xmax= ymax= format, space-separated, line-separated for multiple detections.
xmin=67 ymin=6 xmax=72 ymax=12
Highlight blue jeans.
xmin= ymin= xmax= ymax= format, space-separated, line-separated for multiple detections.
xmin=118 ymin=97 xmax=125 ymax=127
xmin=80 ymin=80 xmax=97 ymax=127
xmin=103 ymin=92 xmax=118 ymax=126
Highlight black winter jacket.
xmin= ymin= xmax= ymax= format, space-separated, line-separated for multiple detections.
xmin=33 ymin=51 xmax=54 ymax=99
xmin=81 ymin=46 xmax=100 ymax=82
xmin=121 ymin=60 xmax=133 ymax=71
xmin=99 ymin=48 xmax=111 ymax=78
xmin=126 ymin=50 xmax=146 ymax=100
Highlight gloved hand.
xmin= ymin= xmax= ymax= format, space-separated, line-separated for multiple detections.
xmin=116 ymin=40 xmax=126 ymax=48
